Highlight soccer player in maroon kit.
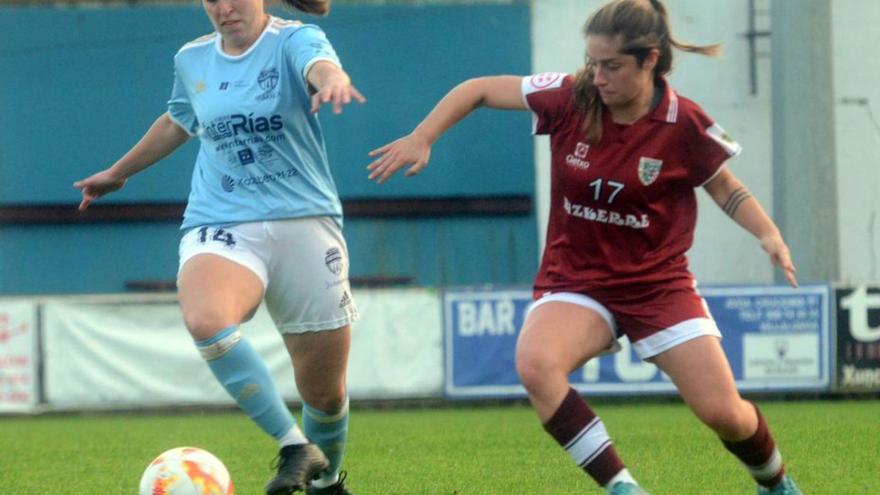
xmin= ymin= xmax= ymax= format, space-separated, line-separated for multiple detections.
xmin=367 ymin=1 xmax=803 ymax=494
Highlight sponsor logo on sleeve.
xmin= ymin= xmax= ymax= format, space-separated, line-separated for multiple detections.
xmin=706 ymin=123 xmax=741 ymax=155
xmin=528 ymin=72 xmax=563 ymax=90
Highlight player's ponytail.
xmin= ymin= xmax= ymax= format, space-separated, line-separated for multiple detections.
xmin=573 ymin=0 xmax=720 ymax=142
xmin=277 ymin=0 xmax=330 ymax=15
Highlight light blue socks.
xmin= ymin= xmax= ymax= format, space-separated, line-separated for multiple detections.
xmin=303 ymin=397 xmax=349 ymax=485
xmin=196 ymin=325 xmax=297 ymax=441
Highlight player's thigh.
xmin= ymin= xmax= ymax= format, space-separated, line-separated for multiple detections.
xmin=263 ymin=217 xmax=358 ymax=334
xmin=283 ymin=325 xmax=351 ymax=413
xmin=517 ymin=299 xmax=615 ymax=376
xmin=651 ymin=336 xmax=751 ymax=427
xmin=177 ymin=225 xmax=267 ymax=340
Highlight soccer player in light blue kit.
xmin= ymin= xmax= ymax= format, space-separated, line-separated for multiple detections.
xmin=73 ymin=0 xmax=363 ymax=493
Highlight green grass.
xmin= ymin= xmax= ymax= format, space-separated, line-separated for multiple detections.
xmin=0 ymin=400 xmax=877 ymax=494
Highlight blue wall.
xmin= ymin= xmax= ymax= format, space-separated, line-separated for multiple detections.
xmin=0 ymin=4 xmax=538 ymax=294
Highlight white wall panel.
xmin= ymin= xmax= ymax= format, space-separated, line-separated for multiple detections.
xmin=41 ymin=290 xmax=443 ymax=410
xmin=832 ymin=1 xmax=880 ymax=283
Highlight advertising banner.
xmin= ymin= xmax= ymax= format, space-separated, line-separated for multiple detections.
xmin=444 ymin=285 xmax=831 ymax=398
xmin=0 ymin=301 xmax=38 ymax=413
xmin=835 ymin=285 xmax=880 ymax=392
xmin=41 ymin=289 xmax=443 ymax=410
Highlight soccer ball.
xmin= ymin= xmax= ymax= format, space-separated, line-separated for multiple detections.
xmin=139 ymin=446 xmax=234 ymax=495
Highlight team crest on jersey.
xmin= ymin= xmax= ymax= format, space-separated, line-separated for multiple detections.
xmin=637 ymin=157 xmax=663 ymax=186
xmin=258 ymin=67 xmax=279 ymax=91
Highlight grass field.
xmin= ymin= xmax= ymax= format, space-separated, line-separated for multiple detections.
xmin=0 ymin=399 xmax=877 ymax=494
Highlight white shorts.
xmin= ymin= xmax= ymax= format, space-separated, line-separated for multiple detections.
xmin=178 ymin=217 xmax=359 ymax=334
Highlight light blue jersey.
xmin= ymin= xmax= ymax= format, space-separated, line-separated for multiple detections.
xmin=168 ymin=16 xmax=343 ymax=230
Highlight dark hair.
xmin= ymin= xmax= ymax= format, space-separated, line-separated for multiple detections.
xmin=572 ymin=0 xmax=720 ymax=142
xmin=277 ymin=0 xmax=330 ymax=15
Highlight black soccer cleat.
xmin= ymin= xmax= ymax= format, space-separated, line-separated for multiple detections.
xmin=306 ymin=471 xmax=353 ymax=495
xmin=265 ymin=443 xmax=330 ymax=495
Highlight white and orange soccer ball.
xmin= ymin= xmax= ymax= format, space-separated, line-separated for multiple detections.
xmin=139 ymin=447 xmax=234 ymax=495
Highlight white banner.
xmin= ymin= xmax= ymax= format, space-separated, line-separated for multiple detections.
xmin=42 ymin=289 xmax=442 ymax=410
xmin=0 ymin=301 xmax=38 ymax=413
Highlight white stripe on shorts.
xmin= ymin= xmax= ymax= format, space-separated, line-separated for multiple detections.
xmin=631 ymin=317 xmax=721 ymax=359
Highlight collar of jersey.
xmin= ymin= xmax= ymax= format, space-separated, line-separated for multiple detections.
xmin=214 ymin=15 xmax=275 ymax=60
xmin=648 ymin=77 xmax=678 ymax=124
xmin=600 ymin=77 xmax=678 ymax=143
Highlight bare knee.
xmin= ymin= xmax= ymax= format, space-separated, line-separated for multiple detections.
xmin=183 ymin=309 xmax=238 ymax=341
xmin=301 ymin=385 xmax=347 ymax=414
xmin=694 ymin=400 xmax=755 ymax=439
xmin=516 ymin=347 xmax=564 ymax=393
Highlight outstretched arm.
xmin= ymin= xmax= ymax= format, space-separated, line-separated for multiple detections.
xmin=367 ymin=75 xmax=527 ymax=183
xmin=703 ymin=167 xmax=798 ymax=287
xmin=306 ymin=60 xmax=366 ymax=115
xmin=73 ymin=112 xmax=190 ymax=210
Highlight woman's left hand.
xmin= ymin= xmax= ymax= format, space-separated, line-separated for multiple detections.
xmin=761 ymin=234 xmax=798 ymax=288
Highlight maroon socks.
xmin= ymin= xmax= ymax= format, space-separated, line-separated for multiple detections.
xmin=543 ymin=388 xmax=626 ymax=486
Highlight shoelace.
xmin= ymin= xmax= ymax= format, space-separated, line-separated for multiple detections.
xmin=335 ymin=471 xmax=348 ymax=486
xmin=323 ymin=471 xmax=348 ymax=494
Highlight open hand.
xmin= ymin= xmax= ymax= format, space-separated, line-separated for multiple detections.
xmin=310 ymin=79 xmax=366 ymax=115
xmin=367 ymin=133 xmax=432 ymax=184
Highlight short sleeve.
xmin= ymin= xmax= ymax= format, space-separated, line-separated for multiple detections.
xmin=521 ymin=73 xmax=570 ymax=135
xmin=284 ymin=25 xmax=341 ymax=83
xmin=684 ymin=106 xmax=742 ymax=187
xmin=166 ymin=59 xmax=199 ymax=136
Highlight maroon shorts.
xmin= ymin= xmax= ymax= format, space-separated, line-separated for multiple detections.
xmin=531 ymin=284 xmax=721 ymax=358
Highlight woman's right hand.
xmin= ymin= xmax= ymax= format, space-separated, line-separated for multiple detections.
xmin=73 ymin=169 xmax=127 ymax=211
xmin=367 ymin=132 xmax=432 ymax=184
xmin=760 ymin=234 xmax=798 ymax=288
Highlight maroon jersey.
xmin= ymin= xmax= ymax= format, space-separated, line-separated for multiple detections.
xmin=523 ymin=73 xmax=741 ymax=297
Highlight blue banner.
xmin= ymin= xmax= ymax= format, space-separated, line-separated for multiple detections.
xmin=443 ymin=285 xmax=831 ymax=398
